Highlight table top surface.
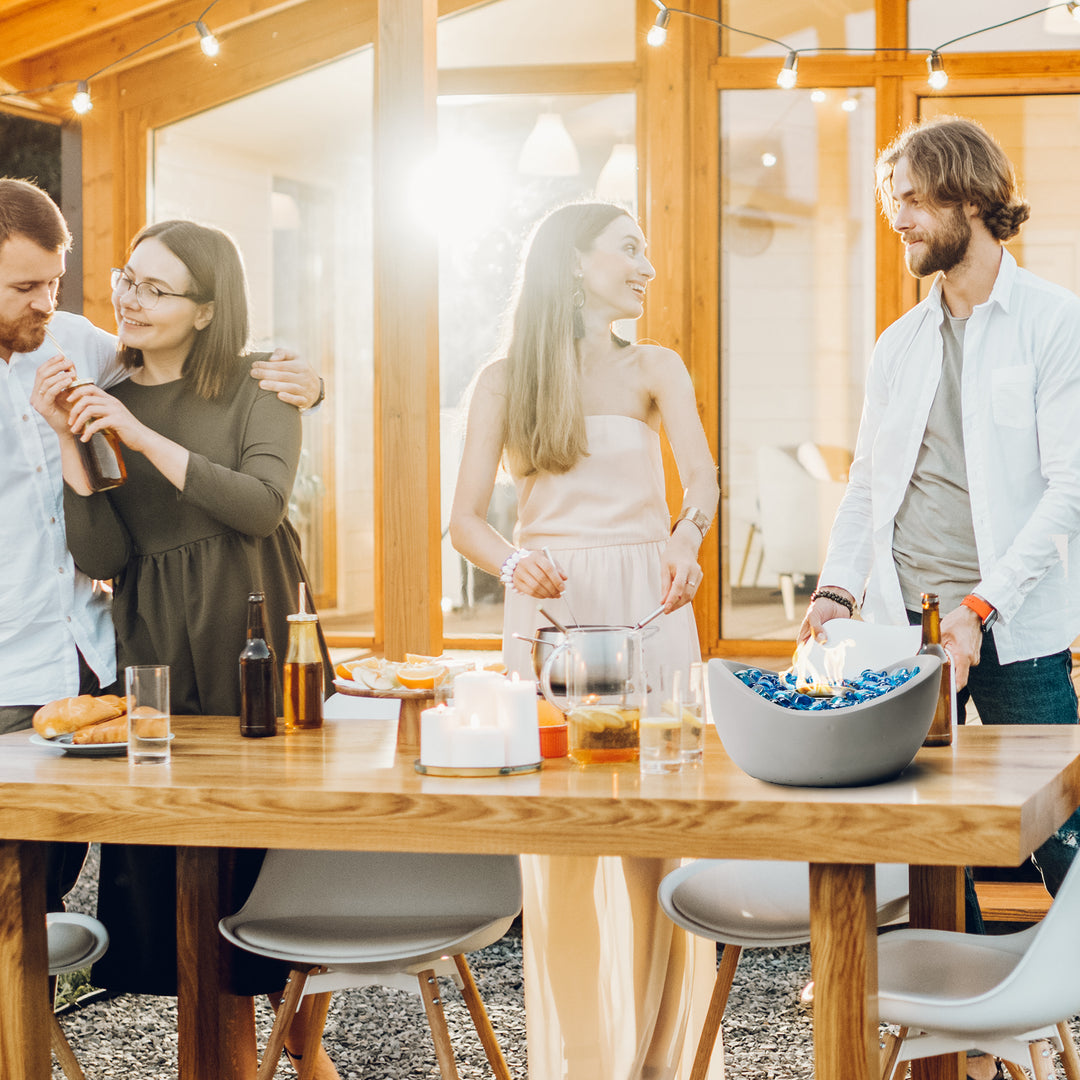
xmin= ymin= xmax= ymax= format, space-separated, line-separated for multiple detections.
xmin=2 ymin=717 xmax=1078 ymax=866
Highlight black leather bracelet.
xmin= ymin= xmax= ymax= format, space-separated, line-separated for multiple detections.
xmin=809 ymin=587 xmax=855 ymax=616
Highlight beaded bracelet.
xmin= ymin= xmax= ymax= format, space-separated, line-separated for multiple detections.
xmin=499 ymin=548 xmax=531 ymax=593
xmin=809 ymin=587 xmax=856 ymax=616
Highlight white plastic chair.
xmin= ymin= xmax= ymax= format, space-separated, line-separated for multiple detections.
xmin=47 ymin=912 xmax=110 ymax=1080
xmin=878 ymin=853 xmax=1080 ymax=1080
xmin=659 ymin=860 xmax=910 ymax=1080
xmin=219 ymin=850 xmax=522 ymax=1080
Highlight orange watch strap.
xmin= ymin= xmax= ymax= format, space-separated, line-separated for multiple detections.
xmin=961 ymin=594 xmax=993 ymax=622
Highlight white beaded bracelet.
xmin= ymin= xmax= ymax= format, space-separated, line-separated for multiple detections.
xmin=499 ymin=548 xmax=531 ymax=592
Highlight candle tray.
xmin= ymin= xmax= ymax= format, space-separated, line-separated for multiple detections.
xmin=414 ymin=760 xmax=542 ymax=777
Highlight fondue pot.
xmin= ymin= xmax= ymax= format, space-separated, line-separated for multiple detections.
xmin=530 ymin=623 xmax=659 ymax=705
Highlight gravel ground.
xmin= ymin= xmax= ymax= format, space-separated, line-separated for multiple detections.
xmin=54 ymin=847 xmax=1077 ymax=1079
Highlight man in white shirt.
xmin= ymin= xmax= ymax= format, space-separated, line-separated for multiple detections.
xmin=1 ymin=179 xmax=321 ymax=743
xmin=799 ymin=118 xmax=1080 ymax=905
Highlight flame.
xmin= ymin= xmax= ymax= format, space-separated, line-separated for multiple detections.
xmin=786 ymin=635 xmax=856 ymax=696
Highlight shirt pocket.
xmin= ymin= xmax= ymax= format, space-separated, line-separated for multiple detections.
xmin=991 ymin=364 xmax=1036 ymax=428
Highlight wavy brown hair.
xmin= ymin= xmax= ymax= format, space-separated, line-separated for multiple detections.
xmin=503 ymin=202 xmax=632 ymax=477
xmin=876 ymin=116 xmax=1030 ymax=241
xmin=117 ymin=220 xmax=250 ymax=400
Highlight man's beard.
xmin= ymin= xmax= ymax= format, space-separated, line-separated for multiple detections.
xmin=0 ymin=310 xmax=51 ymax=355
xmin=904 ymin=204 xmax=972 ymax=277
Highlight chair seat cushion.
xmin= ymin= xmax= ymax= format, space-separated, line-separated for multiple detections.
xmin=231 ymin=914 xmax=499 ymax=966
xmin=47 ymin=913 xmax=109 ymax=975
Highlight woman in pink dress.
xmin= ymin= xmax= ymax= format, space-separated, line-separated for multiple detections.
xmin=450 ymin=202 xmax=719 ymax=1080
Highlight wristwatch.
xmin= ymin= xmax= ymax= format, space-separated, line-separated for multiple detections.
xmin=961 ymin=594 xmax=997 ymax=631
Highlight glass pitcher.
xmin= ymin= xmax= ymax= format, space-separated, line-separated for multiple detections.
xmin=540 ymin=627 xmax=646 ymax=765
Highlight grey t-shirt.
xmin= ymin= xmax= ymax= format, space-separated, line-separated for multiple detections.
xmin=893 ymin=300 xmax=981 ymax=613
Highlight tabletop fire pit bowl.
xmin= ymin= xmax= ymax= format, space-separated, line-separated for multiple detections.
xmin=706 ymin=655 xmax=942 ymax=787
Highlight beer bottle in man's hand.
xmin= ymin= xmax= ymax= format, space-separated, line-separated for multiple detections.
xmin=919 ymin=592 xmax=954 ymax=747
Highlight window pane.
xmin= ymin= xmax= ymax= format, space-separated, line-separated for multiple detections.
xmin=909 ymin=0 xmax=1080 ymax=53
xmin=720 ymin=1 xmax=874 ymax=57
xmin=151 ymin=50 xmax=375 ymax=635
xmin=720 ymin=88 xmax=876 ymax=640
xmin=439 ymin=0 xmax=635 ymax=68
xmin=439 ymin=92 xmax=637 ymax=639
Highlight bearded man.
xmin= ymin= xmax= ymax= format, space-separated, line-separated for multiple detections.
xmin=797 ymin=118 xmax=1080 ymax=910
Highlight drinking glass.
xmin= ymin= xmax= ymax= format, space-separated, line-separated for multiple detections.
xmin=640 ymin=664 xmax=683 ymax=775
xmin=680 ymin=662 xmax=706 ymax=764
xmin=126 ymin=665 xmax=171 ymax=765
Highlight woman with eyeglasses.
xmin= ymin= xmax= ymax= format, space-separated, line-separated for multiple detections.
xmin=34 ymin=220 xmax=339 ymax=1078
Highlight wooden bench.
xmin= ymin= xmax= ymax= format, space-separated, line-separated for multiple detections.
xmin=974 ymin=881 xmax=1052 ymax=923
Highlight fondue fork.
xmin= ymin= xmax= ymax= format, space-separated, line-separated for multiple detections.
xmin=543 ymin=546 xmax=580 ymax=628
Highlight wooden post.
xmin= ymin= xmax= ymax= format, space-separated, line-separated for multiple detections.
xmin=374 ymin=0 xmax=441 ymax=660
xmin=0 ymin=841 xmax=50 ymax=1080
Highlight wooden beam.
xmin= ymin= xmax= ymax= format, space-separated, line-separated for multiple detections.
xmin=2 ymin=0 xmax=302 ymax=91
xmin=373 ymin=0 xmax=441 ymax=659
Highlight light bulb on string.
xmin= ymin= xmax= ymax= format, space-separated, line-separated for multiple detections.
xmin=647 ymin=8 xmax=670 ymax=47
xmin=841 ymin=94 xmax=859 ymax=112
xmin=776 ymin=52 xmax=798 ymax=90
xmin=926 ymin=52 xmax=948 ymax=90
xmin=810 ymin=89 xmax=827 ymax=104
xmin=196 ymin=21 xmax=220 ymax=57
xmin=1069 ymin=1 xmax=1080 ymax=23
xmin=761 ymin=152 xmax=777 ymax=168
xmin=71 ymin=81 xmax=92 ymax=114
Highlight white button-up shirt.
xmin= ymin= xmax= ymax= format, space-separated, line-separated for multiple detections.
xmin=820 ymin=249 xmax=1080 ymax=664
xmin=0 ymin=312 xmax=122 ymax=704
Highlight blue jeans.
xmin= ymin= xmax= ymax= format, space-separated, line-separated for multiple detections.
xmin=907 ymin=612 xmax=1080 ymax=907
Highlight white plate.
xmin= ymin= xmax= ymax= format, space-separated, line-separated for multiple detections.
xmin=29 ymin=732 xmax=176 ymax=758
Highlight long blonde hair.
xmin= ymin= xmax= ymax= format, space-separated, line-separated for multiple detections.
xmin=503 ymin=202 xmax=632 ymax=477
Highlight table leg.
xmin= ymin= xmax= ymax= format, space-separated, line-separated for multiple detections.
xmin=809 ymin=863 xmax=879 ymax=1080
xmin=0 ymin=840 xmax=50 ymax=1080
xmin=909 ymin=866 xmax=966 ymax=1080
xmin=176 ymin=847 xmax=257 ymax=1080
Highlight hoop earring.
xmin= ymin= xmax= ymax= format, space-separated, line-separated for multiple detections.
xmin=571 ymin=274 xmax=585 ymax=339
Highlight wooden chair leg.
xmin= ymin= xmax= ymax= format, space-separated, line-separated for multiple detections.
xmin=689 ymin=943 xmax=742 ymax=1080
xmin=453 ymin=954 xmax=510 ymax=1080
xmin=49 ymin=1010 xmax=86 ymax=1080
xmin=294 ymin=992 xmax=333 ymax=1080
xmin=259 ymin=967 xmax=311 ymax=1080
xmin=418 ymin=968 xmax=460 ymax=1080
xmin=1030 ymin=1039 xmax=1056 ymax=1080
xmin=1058 ymin=1021 xmax=1080 ymax=1080
xmin=879 ymin=1026 xmax=907 ymax=1080
xmin=1002 ymin=1061 xmax=1029 ymax=1080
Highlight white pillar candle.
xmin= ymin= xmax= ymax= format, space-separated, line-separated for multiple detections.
xmin=453 ymin=670 xmax=503 ymax=728
xmin=420 ymin=705 xmax=457 ymax=767
xmin=450 ymin=714 xmax=506 ymax=768
xmin=498 ymin=673 xmax=541 ymax=766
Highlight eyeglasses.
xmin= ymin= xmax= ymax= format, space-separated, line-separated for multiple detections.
xmin=110 ymin=268 xmax=193 ymax=310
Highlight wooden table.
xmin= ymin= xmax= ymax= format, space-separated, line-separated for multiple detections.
xmin=1 ymin=715 xmax=1079 ymax=1080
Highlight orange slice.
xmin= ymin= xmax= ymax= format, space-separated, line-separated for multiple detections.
xmin=484 ymin=661 xmax=508 ymax=675
xmin=396 ymin=662 xmax=444 ymax=690
xmin=405 ymin=652 xmax=442 ymax=665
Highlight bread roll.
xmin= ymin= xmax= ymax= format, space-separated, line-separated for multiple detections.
xmin=71 ymin=714 xmax=128 ymax=745
xmin=33 ymin=695 xmax=125 ymax=739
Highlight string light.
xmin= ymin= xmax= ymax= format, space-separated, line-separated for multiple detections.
xmin=196 ymin=21 xmax=220 ymax=58
xmin=71 ymin=81 xmax=92 ymax=115
xmin=926 ymin=53 xmax=949 ymax=91
xmin=647 ymin=7 xmax=670 ymax=48
xmin=1 ymin=0 xmax=223 ymax=117
xmin=776 ymin=52 xmax=798 ymax=90
xmin=650 ymin=2 xmax=1080 ymax=94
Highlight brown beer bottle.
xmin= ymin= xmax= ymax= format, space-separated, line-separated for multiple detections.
xmin=283 ymin=583 xmax=324 ymax=731
xmin=62 ymin=379 xmax=127 ymax=492
xmin=239 ymin=592 xmax=277 ymax=737
xmin=918 ymin=592 xmax=954 ymax=747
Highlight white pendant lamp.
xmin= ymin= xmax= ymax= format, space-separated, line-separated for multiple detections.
xmin=595 ymin=143 xmax=637 ymax=205
xmin=518 ymin=112 xmax=580 ymax=177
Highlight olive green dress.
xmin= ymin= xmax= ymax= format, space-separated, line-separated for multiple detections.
xmin=64 ymin=357 xmax=332 ymax=995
